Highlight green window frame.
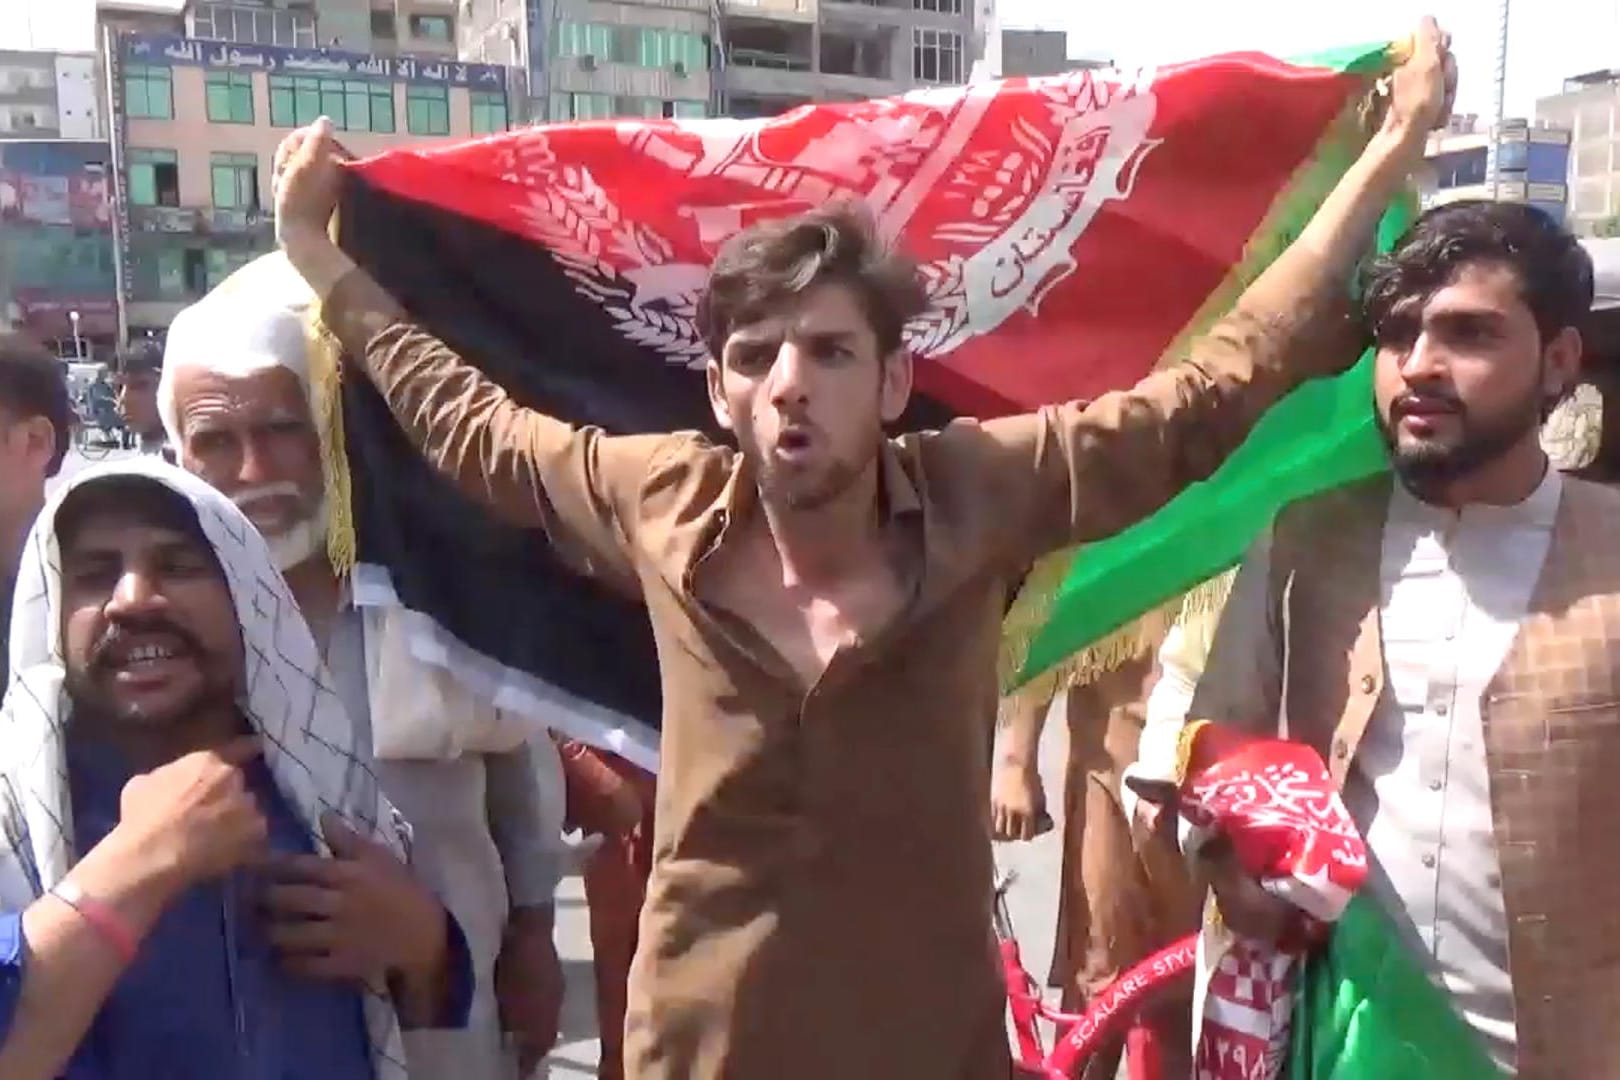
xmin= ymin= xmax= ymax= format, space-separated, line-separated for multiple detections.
xmin=405 ymin=84 xmax=450 ymax=135
xmin=210 ymin=151 xmax=259 ymax=210
xmin=127 ymin=148 xmax=178 ymax=207
xmin=410 ymin=14 xmax=453 ymax=41
xmin=637 ymin=29 xmax=706 ymax=71
xmin=271 ymin=76 xmax=394 ymax=132
xmin=124 ymin=64 xmax=174 ymax=120
xmin=549 ymin=92 xmax=614 ymax=121
xmin=556 ymin=21 xmax=615 ymax=59
xmin=469 ymin=90 xmax=508 ymax=135
xmin=205 ymin=71 xmax=255 ymax=124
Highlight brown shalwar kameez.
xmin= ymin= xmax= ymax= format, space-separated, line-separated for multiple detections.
xmin=317 ymin=267 xmax=1360 ymax=1080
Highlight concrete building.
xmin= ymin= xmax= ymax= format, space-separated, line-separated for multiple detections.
xmin=0 ymin=49 xmax=105 ymax=139
xmin=0 ymin=139 xmax=117 ymax=355
xmin=1421 ymin=113 xmax=1571 ymax=224
xmin=716 ymin=0 xmax=975 ymax=119
xmin=997 ymin=27 xmax=1065 ymax=77
xmin=92 ymin=0 xmax=514 ymax=337
xmin=1538 ymin=70 xmax=1620 ymax=236
xmin=457 ymin=0 xmax=714 ymax=125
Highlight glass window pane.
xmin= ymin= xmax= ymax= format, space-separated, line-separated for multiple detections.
xmin=406 ymin=85 xmax=450 ymax=135
xmin=295 ymin=79 xmax=320 ymax=126
xmin=371 ymin=86 xmax=396 ymax=133
xmin=129 ymin=164 xmax=156 ymax=206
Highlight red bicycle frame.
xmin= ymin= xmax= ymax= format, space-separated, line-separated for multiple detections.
xmin=995 ymin=871 xmax=1196 ymax=1079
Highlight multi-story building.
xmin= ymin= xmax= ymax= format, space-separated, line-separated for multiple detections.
xmin=0 ymin=139 xmax=117 ymax=355
xmin=1421 ymin=114 xmax=1571 ymax=224
xmin=93 ymin=0 xmax=514 ymax=337
xmin=1538 ymin=70 xmax=1620 ymax=235
xmin=997 ymin=27 xmax=1065 ymax=78
xmin=0 ymin=49 xmax=105 ymax=139
xmin=458 ymin=0 xmax=714 ymax=125
xmin=716 ymin=0 xmax=974 ymax=119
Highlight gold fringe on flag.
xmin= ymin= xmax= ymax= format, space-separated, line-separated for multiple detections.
xmin=310 ymin=207 xmax=358 ymax=578
xmin=995 ymin=52 xmax=1400 ymax=704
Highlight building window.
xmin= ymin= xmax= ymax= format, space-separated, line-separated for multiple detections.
xmin=271 ymin=76 xmax=394 ymax=133
xmin=549 ymin=92 xmax=614 ymax=121
xmin=210 ymin=151 xmax=259 ymax=211
xmin=191 ymin=2 xmax=317 ymax=48
xmin=409 ymin=14 xmax=454 ymax=41
xmin=913 ymin=0 xmax=964 ymax=12
xmin=345 ymin=81 xmax=396 ymax=134
xmin=470 ymin=90 xmax=508 ymax=134
xmin=672 ymin=100 xmax=706 ymax=119
xmin=636 ymin=28 xmax=706 ymax=71
xmin=124 ymin=65 xmax=174 ymax=120
xmin=614 ymin=96 xmax=662 ymax=118
xmin=205 ymin=70 xmax=255 ymax=124
xmin=127 ymin=148 xmax=179 ymax=207
xmin=556 ymin=21 xmax=615 ymax=60
xmin=370 ymin=10 xmax=396 ymax=39
xmin=406 ymin=84 xmax=450 ymax=135
xmin=912 ymin=28 xmax=962 ymax=84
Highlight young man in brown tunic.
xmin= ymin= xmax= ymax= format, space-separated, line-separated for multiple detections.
xmin=267 ymin=24 xmax=1449 ymax=1077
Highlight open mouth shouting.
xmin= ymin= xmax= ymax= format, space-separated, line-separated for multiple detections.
xmin=95 ymin=628 xmax=201 ymax=690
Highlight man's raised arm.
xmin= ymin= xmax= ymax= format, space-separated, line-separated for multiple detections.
xmin=976 ymin=19 xmax=1452 ymax=568
xmin=273 ymin=119 xmax=667 ymax=581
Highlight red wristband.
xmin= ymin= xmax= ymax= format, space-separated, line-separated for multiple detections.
xmin=50 ymin=880 xmax=139 ymax=964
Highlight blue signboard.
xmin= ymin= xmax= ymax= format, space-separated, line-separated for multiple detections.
xmin=123 ymin=33 xmax=508 ymax=91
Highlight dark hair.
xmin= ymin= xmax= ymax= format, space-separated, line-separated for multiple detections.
xmin=0 ymin=333 xmax=74 ymax=477
xmin=57 ymin=475 xmax=212 ymax=556
xmin=119 ymin=338 xmax=164 ymax=378
xmin=1361 ymin=200 xmax=1594 ymax=344
xmin=695 ymin=201 xmax=930 ymax=359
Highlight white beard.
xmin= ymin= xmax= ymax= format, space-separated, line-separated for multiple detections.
xmin=263 ymin=498 xmax=330 ymax=572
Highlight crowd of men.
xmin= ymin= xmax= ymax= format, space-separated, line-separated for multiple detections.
xmin=0 ymin=13 xmax=1611 ymax=1079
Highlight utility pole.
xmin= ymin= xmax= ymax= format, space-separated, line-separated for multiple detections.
xmin=1486 ymin=0 xmax=1510 ymax=200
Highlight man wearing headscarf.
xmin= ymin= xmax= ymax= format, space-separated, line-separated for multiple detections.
xmin=0 ymin=459 xmax=473 ymax=1078
xmin=158 ymin=253 xmax=568 ymax=1079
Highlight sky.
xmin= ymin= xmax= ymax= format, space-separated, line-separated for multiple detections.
xmin=1000 ymin=0 xmax=1618 ymax=120
xmin=3 ymin=0 xmax=1617 ymax=120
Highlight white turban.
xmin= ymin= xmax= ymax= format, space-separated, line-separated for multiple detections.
xmin=158 ymin=252 xmax=319 ymax=450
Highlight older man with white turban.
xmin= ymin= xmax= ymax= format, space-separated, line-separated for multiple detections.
xmin=159 ymin=254 xmax=569 ymax=1080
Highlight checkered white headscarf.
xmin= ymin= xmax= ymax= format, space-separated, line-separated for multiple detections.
xmin=0 ymin=457 xmax=411 ymax=1078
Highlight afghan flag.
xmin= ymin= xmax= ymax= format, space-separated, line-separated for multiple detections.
xmin=322 ymin=41 xmax=1411 ymax=767
xmin=1135 ymin=721 xmax=1502 ymax=1079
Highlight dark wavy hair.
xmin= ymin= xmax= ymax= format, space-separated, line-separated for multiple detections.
xmin=1360 ymin=200 xmax=1593 ymax=345
xmin=696 ymin=201 xmax=929 ymax=360
xmin=0 ymin=332 xmax=73 ymax=477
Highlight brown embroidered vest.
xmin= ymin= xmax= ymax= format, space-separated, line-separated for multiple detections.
xmin=1265 ymin=474 xmax=1620 ymax=1077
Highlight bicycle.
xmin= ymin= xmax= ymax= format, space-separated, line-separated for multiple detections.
xmin=73 ymin=423 xmax=120 ymax=461
xmin=994 ymin=869 xmax=1196 ymax=1079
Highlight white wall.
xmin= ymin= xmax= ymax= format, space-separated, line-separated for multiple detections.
xmin=53 ymin=53 xmax=101 ymax=138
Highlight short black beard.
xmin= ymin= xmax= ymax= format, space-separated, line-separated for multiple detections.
xmin=1377 ymin=397 xmax=1543 ymax=501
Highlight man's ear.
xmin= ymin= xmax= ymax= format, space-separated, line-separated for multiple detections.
xmin=879 ymin=348 xmax=914 ymax=425
xmin=1544 ymin=325 xmax=1585 ymax=404
xmin=706 ymin=357 xmax=734 ymax=432
xmin=20 ymin=416 xmax=56 ymax=473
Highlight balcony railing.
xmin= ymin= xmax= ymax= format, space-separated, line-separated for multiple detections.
xmin=129 ymin=204 xmax=272 ymax=235
xmin=727 ymin=47 xmax=811 ymax=71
